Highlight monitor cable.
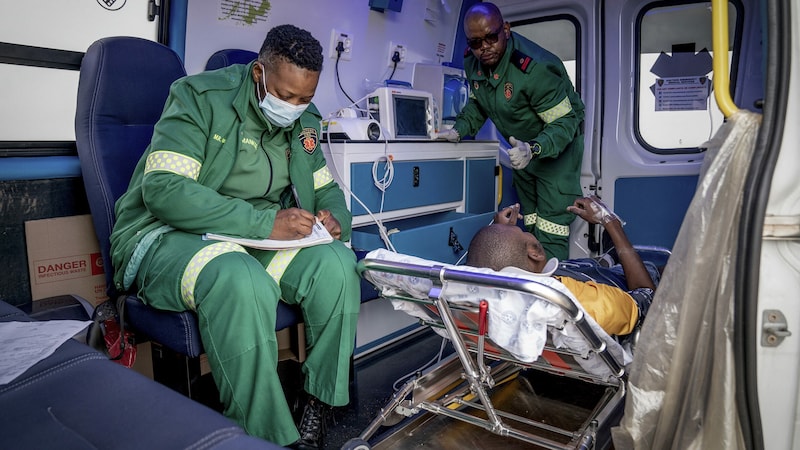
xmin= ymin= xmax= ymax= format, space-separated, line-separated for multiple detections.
xmin=322 ymin=118 xmax=397 ymax=252
xmin=335 ymin=42 xmax=357 ymax=106
xmin=387 ymin=50 xmax=401 ymax=80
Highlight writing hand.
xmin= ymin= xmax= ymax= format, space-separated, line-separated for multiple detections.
xmin=270 ymin=208 xmax=316 ymax=239
xmin=316 ymin=209 xmax=342 ymax=240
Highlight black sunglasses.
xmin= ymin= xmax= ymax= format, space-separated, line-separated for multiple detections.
xmin=467 ymin=26 xmax=504 ymax=50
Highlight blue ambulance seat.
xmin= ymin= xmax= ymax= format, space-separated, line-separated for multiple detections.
xmin=0 ymin=300 xmax=283 ymax=450
xmin=206 ymin=48 xmax=258 ymax=70
xmin=75 ymin=36 xmax=301 ymax=361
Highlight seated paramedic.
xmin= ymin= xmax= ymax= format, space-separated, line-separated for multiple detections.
xmin=467 ymin=197 xmax=656 ymax=337
xmin=109 ymin=24 xmax=359 ymax=449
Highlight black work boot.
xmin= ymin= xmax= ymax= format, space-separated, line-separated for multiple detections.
xmin=292 ymin=396 xmax=329 ymax=449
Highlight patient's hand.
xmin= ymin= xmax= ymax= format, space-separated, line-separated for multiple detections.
xmin=567 ymin=196 xmax=622 ymax=225
xmin=494 ymin=203 xmax=522 ymax=225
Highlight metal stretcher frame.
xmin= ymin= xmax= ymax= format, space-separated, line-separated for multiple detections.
xmin=353 ymin=257 xmax=629 ymax=450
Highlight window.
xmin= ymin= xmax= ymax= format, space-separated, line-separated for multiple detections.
xmin=636 ymin=1 xmax=739 ymax=152
xmin=0 ymin=2 xmax=158 ymax=154
xmin=511 ymin=17 xmax=579 ymax=93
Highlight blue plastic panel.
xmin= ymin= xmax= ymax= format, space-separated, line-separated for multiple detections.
xmin=615 ymin=175 xmax=698 ymax=250
xmin=352 ymin=211 xmax=495 ymax=264
xmin=350 ymin=160 xmax=463 ymax=216
xmin=465 ymin=158 xmax=496 ymax=214
xmin=0 ymin=156 xmax=82 ymax=181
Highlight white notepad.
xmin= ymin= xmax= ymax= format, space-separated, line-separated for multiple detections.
xmin=204 ymin=222 xmax=333 ymax=250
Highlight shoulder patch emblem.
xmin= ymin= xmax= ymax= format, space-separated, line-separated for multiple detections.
xmin=511 ymin=49 xmax=533 ymax=73
xmin=504 ymin=82 xmax=513 ymax=100
xmin=299 ymin=128 xmax=317 ymax=154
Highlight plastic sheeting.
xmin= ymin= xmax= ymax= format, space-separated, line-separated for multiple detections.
xmin=611 ymin=110 xmax=762 ymax=449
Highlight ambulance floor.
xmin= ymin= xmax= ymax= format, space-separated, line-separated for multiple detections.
xmin=317 ymin=329 xmax=618 ymax=450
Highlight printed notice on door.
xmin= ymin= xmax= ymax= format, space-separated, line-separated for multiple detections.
xmin=654 ymin=76 xmax=710 ymax=111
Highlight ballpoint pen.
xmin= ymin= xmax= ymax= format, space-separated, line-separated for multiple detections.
xmin=291 ymin=184 xmax=324 ymax=231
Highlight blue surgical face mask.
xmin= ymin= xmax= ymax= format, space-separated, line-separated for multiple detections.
xmin=258 ymin=68 xmax=308 ymax=128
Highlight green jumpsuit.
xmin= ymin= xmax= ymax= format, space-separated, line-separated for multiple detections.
xmin=110 ymin=62 xmax=359 ymax=446
xmin=453 ymin=32 xmax=586 ymax=260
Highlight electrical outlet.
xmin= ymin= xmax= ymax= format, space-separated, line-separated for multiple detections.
xmin=387 ymin=41 xmax=406 ymax=68
xmin=328 ymin=29 xmax=353 ymax=60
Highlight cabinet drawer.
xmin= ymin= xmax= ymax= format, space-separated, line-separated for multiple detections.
xmin=352 ymin=211 xmax=495 ymax=264
xmin=350 ymin=160 xmax=464 ymax=216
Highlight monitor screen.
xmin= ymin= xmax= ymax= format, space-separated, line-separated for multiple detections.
xmin=393 ymin=95 xmax=428 ymax=137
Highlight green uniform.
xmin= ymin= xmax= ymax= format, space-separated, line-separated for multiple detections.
xmin=110 ymin=62 xmax=359 ymax=446
xmin=454 ymin=32 xmax=586 ymax=260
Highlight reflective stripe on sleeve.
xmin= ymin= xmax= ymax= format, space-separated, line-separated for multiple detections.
xmin=181 ymin=242 xmax=248 ymax=310
xmin=313 ymin=166 xmax=334 ymax=190
xmin=524 ymin=213 xmax=537 ymax=227
xmin=536 ymin=216 xmax=570 ymax=237
xmin=145 ymin=150 xmax=201 ymax=180
xmin=537 ymin=96 xmax=572 ymax=124
xmin=266 ymin=248 xmax=301 ymax=283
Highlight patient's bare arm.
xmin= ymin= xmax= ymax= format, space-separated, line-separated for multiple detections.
xmin=567 ymin=197 xmax=655 ymax=290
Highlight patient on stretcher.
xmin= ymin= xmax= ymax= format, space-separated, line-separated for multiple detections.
xmin=361 ymin=197 xmax=659 ymax=376
xmin=467 ymin=197 xmax=658 ymax=337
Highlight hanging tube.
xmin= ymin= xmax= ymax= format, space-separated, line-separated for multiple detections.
xmin=711 ymin=0 xmax=739 ymax=117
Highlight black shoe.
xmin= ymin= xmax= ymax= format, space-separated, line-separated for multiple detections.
xmin=293 ymin=396 xmax=329 ymax=450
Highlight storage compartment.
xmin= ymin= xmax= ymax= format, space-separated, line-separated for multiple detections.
xmin=352 ymin=211 xmax=495 ymax=264
xmin=465 ymin=158 xmax=497 ymax=214
xmin=349 ymin=160 xmax=464 ymax=216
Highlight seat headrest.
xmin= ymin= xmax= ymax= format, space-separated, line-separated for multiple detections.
xmin=75 ymin=36 xmax=186 ymax=293
xmin=205 ymin=49 xmax=258 ymax=71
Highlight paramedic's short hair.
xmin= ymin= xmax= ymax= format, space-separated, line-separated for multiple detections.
xmin=465 ymin=2 xmax=503 ymax=25
xmin=467 ymin=225 xmax=529 ymax=271
xmin=259 ymin=24 xmax=323 ymax=72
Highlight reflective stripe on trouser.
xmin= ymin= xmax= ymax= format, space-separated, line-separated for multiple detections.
xmin=512 ymin=146 xmax=583 ymax=260
xmin=523 ymin=213 xmax=570 ymax=236
xmin=521 ymin=210 xmax=573 ymax=260
xmin=134 ymin=231 xmax=359 ymax=446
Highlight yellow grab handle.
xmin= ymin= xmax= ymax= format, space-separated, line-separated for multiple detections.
xmin=712 ymin=0 xmax=739 ymax=117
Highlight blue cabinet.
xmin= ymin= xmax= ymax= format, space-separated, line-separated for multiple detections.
xmin=321 ymin=140 xmax=498 ymax=356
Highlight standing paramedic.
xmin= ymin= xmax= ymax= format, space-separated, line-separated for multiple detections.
xmin=109 ymin=24 xmax=358 ymax=449
xmin=439 ymin=2 xmax=586 ymax=260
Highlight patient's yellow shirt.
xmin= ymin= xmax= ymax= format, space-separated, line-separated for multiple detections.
xmin=555 ymin=276 xmax=639 ymax=336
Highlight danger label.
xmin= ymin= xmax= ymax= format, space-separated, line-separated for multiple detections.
xmin=34 ymin=253 xmax=104 ymax=284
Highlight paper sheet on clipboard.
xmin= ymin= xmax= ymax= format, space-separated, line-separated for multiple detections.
xmin=204 ymin=222 xmax=333 ymax=250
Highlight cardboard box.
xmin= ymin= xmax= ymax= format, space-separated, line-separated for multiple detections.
xmin=25 ymin=215 xmax=109 ymax=307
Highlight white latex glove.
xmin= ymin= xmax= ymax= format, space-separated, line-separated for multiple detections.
xmin=498 ymin=147 xmax=513 ymax=169
xmin=435 ymin=128 xmax=460 ymax=142
xmin=507 ymin=136 xmax=533 ymax=169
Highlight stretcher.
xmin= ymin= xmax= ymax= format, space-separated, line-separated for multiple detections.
xmin=344 ymin=249 xmax=632 ymax=450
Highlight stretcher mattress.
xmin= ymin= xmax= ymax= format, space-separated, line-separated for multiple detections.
xmin=363 ymin=249 xmax=630 ymax=377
